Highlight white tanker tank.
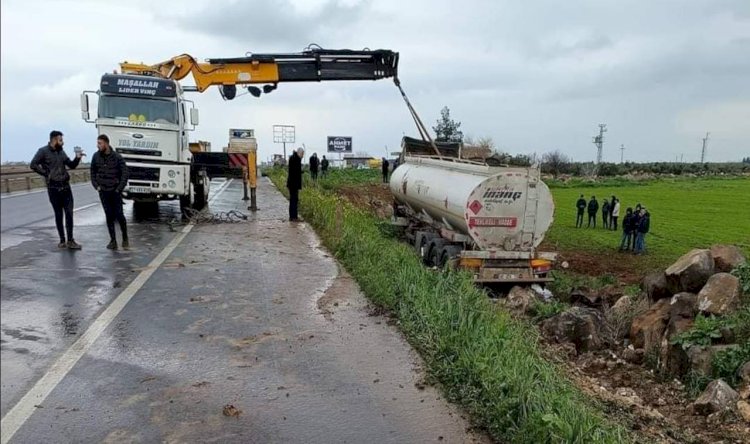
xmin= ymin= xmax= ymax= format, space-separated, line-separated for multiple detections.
xmin=389 ymin=149 xmax=557 ymax=283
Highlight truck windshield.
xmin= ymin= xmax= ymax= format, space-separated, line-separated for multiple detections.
xmin=99 ymin=95 xmax=178 ymax=124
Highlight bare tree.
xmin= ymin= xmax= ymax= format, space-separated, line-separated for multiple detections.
xmin=541 ymin=150 xmax=571 ymax=177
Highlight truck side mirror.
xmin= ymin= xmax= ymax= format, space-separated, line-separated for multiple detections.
xmin=190 ymin=108 xmax=199 ymax=126
xmin=80 ymin=93 xmax=89 ymax=121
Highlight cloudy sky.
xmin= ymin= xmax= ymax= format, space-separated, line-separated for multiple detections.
xmin=2 ymin=0 xmax=749 ymax=163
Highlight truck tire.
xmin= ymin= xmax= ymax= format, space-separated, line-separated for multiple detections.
xmin=440 ymin=245 xmax=463 ymax=270
xmin=179 ymin=183 xmax=194 ymax=218
xmin=194 ymin=183 xmax=206 ymax=210
xmin=427 ymin=239 xmax=447 ymax=267
xmin=414 ymin=231 xmax=436 ymax=261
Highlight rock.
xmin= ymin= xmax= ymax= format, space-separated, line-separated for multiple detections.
xmin=697 ymin=273 xmax=741 ymax=316
xmin=612 ymin=296 xmax=632 ymax=317
xmin=641 ymin=272 xmax=671 ymax=301
xmin=692 ymin=380 xmax=739 ymax=416
xmin=622 ymin=346 xmax=645 ymax=365
xmin=504 ymin=286 xmax=537 ymax=314
xmin=570 ymin=289 xmax=602 ymax=308
xmin=541 ymin=306 xmax=605 ymax=353
xmin=737 ymin=400 xmax=750 ymax=424
xmin=630 ymin=298 xmax=671 ymax=351
xmin=668 ymin=292 xmax=698 ymax=320
xmin=739 ymin=385 xmax=750 ymax=400
xmin=614 ymin=387 xmax=643 ymax=407
xmin=710 ymin=244 xmax=747 ymax=273
xmin=665 ymin=249 xmax=715 ymax=294
xmin=739 ymin=362 xmax=750 ymax=384
xmin=687 ymin=345 xmax=740 ymax=377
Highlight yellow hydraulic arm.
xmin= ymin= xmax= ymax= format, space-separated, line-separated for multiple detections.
xmin=120 ymin=46 xmax=399 ymax=100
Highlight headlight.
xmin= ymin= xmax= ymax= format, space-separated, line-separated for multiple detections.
xmin=168 ymin=180 xmax=176 ymax=188
xmin=162 ymin=183 xmax=167 ymax=188
xmin=168 ymin=170 xmax=176 ymax=178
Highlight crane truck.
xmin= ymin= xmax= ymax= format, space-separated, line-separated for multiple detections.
xmin=80 ymin=47 xmax=399 ymax=215
xmin=391 ymin=137 xmax=557 ymax=284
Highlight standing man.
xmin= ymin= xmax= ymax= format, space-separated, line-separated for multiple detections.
xmin=309 ymin=153 xmax=320 ymax=182
xmin=30 ymin=130 xmax=83 ymax=249
xmin=575 ymin=194 xmax=586 ymax=228
xmin=287 ymin=147 xmax=304 ymax=221
xmin=611 ymin=198 xmax=621 ymax=231
xmin=587 ymin=195 xmax=599 ymax=228
xmin=619 ymin=208 xmax=634 ymax=251
xmin=381 ymin=157 xmax=390 ymax=184
xmin=321 ymin=155 xmax=330 ymax=178
xmin=634 ymin=208 xmax=650 ymax=255
xmin=609 ymin=195 xmax=617 ymax=228
xmin=91 ymin=135 xmax=129 ymax=250
xmin=601 ymin=198 xmax=610 ymax=229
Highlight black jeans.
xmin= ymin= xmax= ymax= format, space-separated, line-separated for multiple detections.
xmin=612 ymin=216 xmax=618 ymax=231
xmin=588 ymin=213 xmax=596 ymax=228
xmin=602 ymin=212 xmax=609 ymax=229
xmin=99 ymin=191 xmax=128 ymax=242
xmin=576 ymin=211 xmax=584 ymax=227
xmin=311 ymin=170 xmax=318 ymax=181
xmin=47 ymin=185 xmax=74 ymax=242
xmin=289 ymin=187 xmax=299 ymax=220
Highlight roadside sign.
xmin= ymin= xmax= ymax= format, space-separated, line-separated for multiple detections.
xmin=327 ymin=136 xmax=353 ymax=153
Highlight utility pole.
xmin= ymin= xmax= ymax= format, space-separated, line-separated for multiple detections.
xmin=592 ymin=123 xmax=607 ymax=169
xmin=620 ymin=144 xmax=625 ymax=164
xmin=701 ymin=132 xmax=710 ymax=163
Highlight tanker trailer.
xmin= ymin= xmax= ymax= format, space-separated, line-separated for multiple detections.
xmin=390 ymin=152 xmax=556 ymax=284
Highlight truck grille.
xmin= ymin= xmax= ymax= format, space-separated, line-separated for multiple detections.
xmin=128 ymin=166 xmax=160 ymax=182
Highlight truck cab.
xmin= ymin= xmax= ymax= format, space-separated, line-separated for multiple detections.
xmin=81 ymin=74 xmax=208 ymax=212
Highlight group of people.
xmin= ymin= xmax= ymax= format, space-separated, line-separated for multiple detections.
xmin=575 ymin=194 xmax=651 ymax=254
xmin=306 ymin=152 xmax=330 ymax=181
xmin=31 ymin=131 xmax=130 ymax=251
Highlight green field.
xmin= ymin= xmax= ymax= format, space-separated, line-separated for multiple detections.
xmin=546 ymin=177 xmax=750 ymax=270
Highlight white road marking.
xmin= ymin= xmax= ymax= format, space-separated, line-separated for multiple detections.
xmin=0 ymin=179 xmax=234 ymax=443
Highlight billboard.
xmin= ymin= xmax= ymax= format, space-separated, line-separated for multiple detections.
xmin=327 ymin=136 xmax=353 ymax=153
xmin=229 ymin=128 xmax=255 ymax=139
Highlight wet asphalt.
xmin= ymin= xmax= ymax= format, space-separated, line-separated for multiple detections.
xmin=1 ymin=179 xmax=485 ymax=443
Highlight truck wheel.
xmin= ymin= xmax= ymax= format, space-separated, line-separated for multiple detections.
xmin=179 ymin=183 xmax=194 ymax=218
xmin=427 ymin=239 xmax=447 ymax=267
xmin=440 ymin=245 xmax=463 ymax=270
xmin=415 ymin=231 xmax=435 ymax=261
xmin=194 ymin=183 xmax=206 ymax=210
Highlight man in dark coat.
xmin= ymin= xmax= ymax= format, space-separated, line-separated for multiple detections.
xmin=309 ymin=153 xmax=320 ymax=182
xmin=30 ymin=130 xmax=83 ymax=249
xmin=619 ymin=208 xmax=635 ymax=251
xmin=601 ymin=198 xmax=610 ymax=229
xmin=287 ymin=147 xmax=304 ymax=221
xmin=575 ymin=194 xmax=586 ymax=228
xmin=381 ymin=157 xmax=390 ymax=183
xmin=635 ymin=209 xmax=650 ymax=255
xmin=91 ymin=134 xmax=129 ymax=250
xmin=587 ymin=196 xmax=599 ymax=228
xmin=321 ymin=155 xmax=329 ymax=178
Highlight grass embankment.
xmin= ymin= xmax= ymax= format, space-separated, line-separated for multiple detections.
xmin=546 ymin=177 xmax=750 ymax=271
xmin=267 ymin=168 xmax=630 ymax=443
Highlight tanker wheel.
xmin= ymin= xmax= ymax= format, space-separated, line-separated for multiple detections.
xmin=427 ymin=239 xmax=447 ymax=267
xmin=440 ymin=245 xmax=463 ymax=271
xmin=415 ymin=231 xmax=435 ymax=260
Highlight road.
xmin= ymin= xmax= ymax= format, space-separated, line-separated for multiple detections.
xmin=1 ymin=179 xmax=484 ymax=443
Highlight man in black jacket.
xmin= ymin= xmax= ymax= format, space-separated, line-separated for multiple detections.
xmin=309 ymin=153 xmax=320 ymax=182
xmin=382 ymin=158 xmax=390 ymax=183
xmin=287 ymin=147 xmax=304 ymax=221
xmin=30 ymin=130 xmax=83 ymax=249
xmin=91 ymin=135 xmax=130 ymax=250
xmin=587 ymin=196 xmax=599 ymax=228
xmin=575 ymin=194 xmax=586 ymax=227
